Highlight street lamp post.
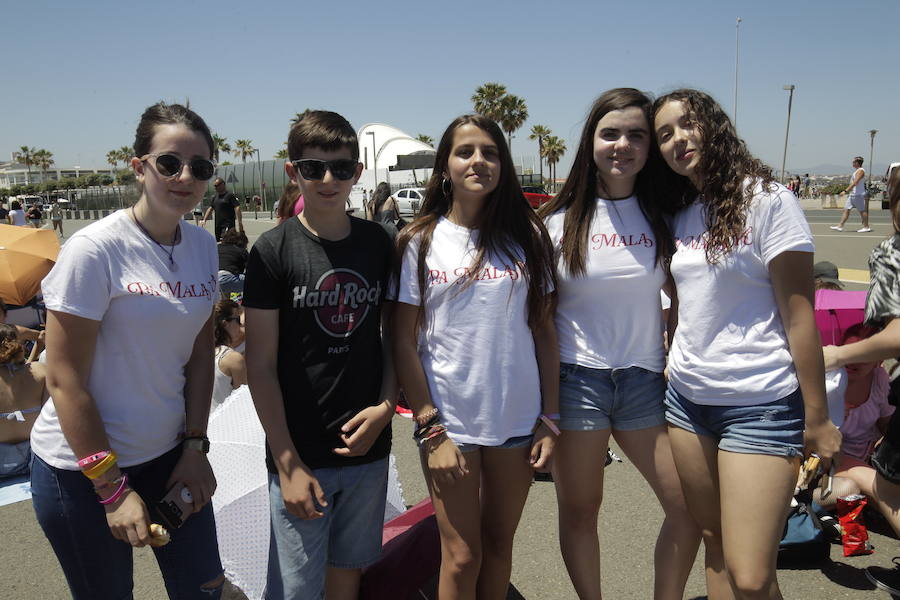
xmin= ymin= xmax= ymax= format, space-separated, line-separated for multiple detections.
xmin=734 ymin=17 xmax=742 ymax=127
xmin=253 ymin=148 xmax=265 ymax=213
xmin=780 ymin=84 xmax=795 ymax=185
xmin=868 ymin=129 xmax=878 ymax=187
xmin=367 ymin=131 xmax=377 ymax=185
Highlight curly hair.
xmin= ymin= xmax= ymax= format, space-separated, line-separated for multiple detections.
xmin=395 ymin=114 xmax=556 ymax=328
xmin=652 ymin=89 xmax=775 ymax=263
xmin=0 ymin=324 xmax=23 ymax=364
xmin=539 ymin=88 xmax=674 ymax=275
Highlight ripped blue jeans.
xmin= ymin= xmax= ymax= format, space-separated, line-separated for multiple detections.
xmin=31 ymin=445 xmax=224 ymax=599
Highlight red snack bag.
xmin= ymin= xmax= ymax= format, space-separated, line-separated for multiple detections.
xmin=836 ymin=494 xmax=874 ymax=557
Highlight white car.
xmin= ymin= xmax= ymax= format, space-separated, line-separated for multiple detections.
xmin=393 ymin=188 xmax=426 ymax=217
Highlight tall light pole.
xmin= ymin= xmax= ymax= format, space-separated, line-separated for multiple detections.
xmin=367 ymin=131 xmax=377 ymax=185
xmin=253 ymin=148 xmax=265 ymax=212
xmin=868 ymin=129 xmax=878 ymax=186
xmin=780 ymin=84 xmax=795 ymax=184
xmin=734 ymin=17 xmax=742 ymax=127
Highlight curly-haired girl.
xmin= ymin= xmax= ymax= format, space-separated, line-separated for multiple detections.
xmin=653 ymin=89 xmax=841 ymax=598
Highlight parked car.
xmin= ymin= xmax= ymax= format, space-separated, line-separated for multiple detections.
xmin=394 ymin=187 xmax=426 ymax=217
xmin=522 ymin=186 xmax=552 ymax=209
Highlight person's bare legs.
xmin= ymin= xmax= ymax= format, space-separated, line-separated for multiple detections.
xmin=834 ymin=208 xmax=850 ymax=229
xmin=553 ymin=428 xmax=613 ymax=599
xmin=838 ymin=456 xmax=900 ymax=534
xmin=860 ymin=209 xmax=870 ymax=229
xmin=719 ymin=451 xmax=798 ymax=600
xmin=477 ymin=445 xmax=534 ymax=600
xmin=423 ymin=447 xmax=484 ymax=600
xmin=325 ymin=567 xmax=362 ymax=600
xmin=667 ymin=426 xmax=735 ymax=600
xmin=614 ymin=425 xmax=702 ymax=600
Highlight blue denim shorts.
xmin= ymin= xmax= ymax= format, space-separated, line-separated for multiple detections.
xmin=266 ymin=456 xmax=388 ymax=599
xmin=559 ymin=363 xmax=667 ymax=431
xmin=454 ymin=434 xmax=533 ymax=454
xmin=664 ymin=384 xmax=805 ymax=457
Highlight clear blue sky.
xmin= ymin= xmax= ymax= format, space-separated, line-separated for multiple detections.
xmin=2 ymin=0 xmax=898 ymax=176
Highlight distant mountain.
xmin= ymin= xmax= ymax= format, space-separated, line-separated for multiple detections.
xmin=787 ymin=162 xmax=893 ymax=176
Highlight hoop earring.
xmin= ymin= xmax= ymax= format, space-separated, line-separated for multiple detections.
xmin=442 ymin=178 xmax=452 ymax=197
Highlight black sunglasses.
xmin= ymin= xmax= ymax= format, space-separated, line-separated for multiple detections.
xmin=291 ymin=159 xmax=359 ymax=181
xmin=141 ymin=153 xmax=217 ymax=181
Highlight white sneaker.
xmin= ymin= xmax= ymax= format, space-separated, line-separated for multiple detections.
xmin=830 ymin=225 xmax=844 ymax=231
xmin=858 ymin=227 xmax=873 ymax=233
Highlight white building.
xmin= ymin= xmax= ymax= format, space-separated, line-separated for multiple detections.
xmin=0 ymin=161 xmax=105 ymax=189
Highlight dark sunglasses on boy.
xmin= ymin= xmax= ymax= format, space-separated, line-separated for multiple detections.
xmin=140 ymin=153 xmax=217 ymax=181
xmin=291 ymin=158 xmax=359 ymax=181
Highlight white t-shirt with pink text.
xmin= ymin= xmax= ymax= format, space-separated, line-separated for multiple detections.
xmin=31 ymin=210 xmax=218 ymax=469
xmin=668 ymin=181 xmax=814 ymax=406
xmin=396 ymin=217 xmax=541 ymax=446
xmin=545 ymin=196 xmax=666 ymax=371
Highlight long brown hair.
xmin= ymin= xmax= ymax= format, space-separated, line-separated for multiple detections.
xmin=396 ymin=114 xmax=555 ymax=328
xmin=888 ymin=167 xmax=900 ymax=232
xmin=539 ymin=88 xmax=674 ymax=275
xmin=652 ymin=89 xmax=775 ymax=263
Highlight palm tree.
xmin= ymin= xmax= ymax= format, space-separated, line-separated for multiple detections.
xmin=12 ymin=146 xmax=36 ymax=184
xmin=291 ymin=110 xmax=311 ymax=124
xmin=234 ymin=139 xmax=255 ymax=163
xmin=33 ymin=149 xmax=54 ymax=185
xmin=212 ymin=133 xmax=232 ymax=163
xmin=499 ymin=95 xmax=528 ymax=153
xmin=542 ymin=135 xmax=567 ymax=193
xmin=118 ymin=146 xmax=134 ymax=163
xmin=415 ymin=134 xmax=434 ymax=147
xmin=529 ymin=125 xmax=551 ymax=186
xmin=471 ymin=82 xmax=507 ymax=122
xmin=274 ymin=149 xmax=289 ymax=159
xmin=106 ymin=150 xmax=119 ymax=176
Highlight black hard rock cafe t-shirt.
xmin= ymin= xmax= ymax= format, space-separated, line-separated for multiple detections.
xmin=243 ymin=216 xmax=393 ymax=471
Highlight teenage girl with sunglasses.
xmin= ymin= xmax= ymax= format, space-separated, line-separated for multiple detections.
xmin=30 ymin=102 xmax=225 ymax=599
xmin=652 ymin=89 xmax=841 ymax=599
xmin=540 ymin=88 xmax=700 ymax=600
xmin=393 ymin=114 xmax=559 ymax=599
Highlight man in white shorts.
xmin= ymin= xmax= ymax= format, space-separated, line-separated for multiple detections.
xmin=831 ymin=156 xmax=871 ymax=232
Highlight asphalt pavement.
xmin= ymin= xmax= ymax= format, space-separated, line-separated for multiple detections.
xmin=4 ymin=206 xmax=900 ymax=599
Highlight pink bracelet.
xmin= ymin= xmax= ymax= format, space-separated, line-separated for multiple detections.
xmin=98 ymin=474 xmax=130 ymax=505
xmin=539 ymin=414 xmax=561 ymax=436
xmin=78 ymin=450 xmax=112 ymax=469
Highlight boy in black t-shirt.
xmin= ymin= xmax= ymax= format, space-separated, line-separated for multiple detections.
xmin=243 ymin=111 xmax=396 ymax=599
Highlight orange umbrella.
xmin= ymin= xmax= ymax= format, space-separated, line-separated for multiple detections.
xmin=0 ymin=225 xmax=60 ymax=305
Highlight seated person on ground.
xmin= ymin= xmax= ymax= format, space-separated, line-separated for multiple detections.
xmin=217 ymin=229 xmax=249 ymax=299
xmin=0 ymin=324 xmax=48 ymax=478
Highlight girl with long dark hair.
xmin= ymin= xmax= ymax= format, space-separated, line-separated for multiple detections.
xmin=652 ymin=89 xmax=841 ymax=599
xmin=393 ymin=114 xmax=559 ymax=599
xmin=539 ymin=88 xmax=699 ymax=599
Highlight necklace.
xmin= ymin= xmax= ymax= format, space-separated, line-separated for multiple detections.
xmin=131 ymin=206 xmax=179 ymax=272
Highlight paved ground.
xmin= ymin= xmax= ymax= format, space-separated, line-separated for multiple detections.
xmin=5 ymin=205 xmax=900 ymax=599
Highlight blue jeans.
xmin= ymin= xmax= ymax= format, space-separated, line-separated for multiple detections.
xmin=31 ymin=446 xmax=223 ymax=600
xmin=218 ymin=270 xmax=244 ymax=298
xmin=664 ymin=384 xmax=805 ymax=457
xmin=265 ymin=456 xmax=388 ymax=600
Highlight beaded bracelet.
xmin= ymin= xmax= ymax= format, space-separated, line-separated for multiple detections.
xmin=98 ymin=474 xmax=130 ymax=505
xmin=414 ymin=407 xmax=440 ymax=427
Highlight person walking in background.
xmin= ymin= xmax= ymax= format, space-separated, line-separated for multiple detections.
xmin=653 ymin=89 xmax=841 ymax=599
xmin=29 ymin=101 xmax=224 ymax=599
xmin=49 ymin=201 xmax=64 ymax=238
xmin=7 ymin=201 xmax=26 ymax=227
xmin=540 ymin=88 xmax=700 ymax=600
xmin=394 ymin=114 xmax=559 ymax=600
xmin=831 ymin=156 xmax=871 ymax=233
xmin=201 ymin=177 xmax=244 ymax=241
xmin=26 ymin=203 xmax=42 ymax=228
